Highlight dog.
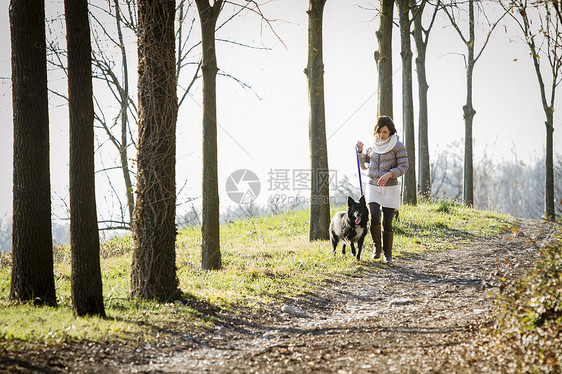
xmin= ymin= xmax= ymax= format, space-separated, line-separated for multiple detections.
xmin=329 ymin=195 xmax=369 ymax=260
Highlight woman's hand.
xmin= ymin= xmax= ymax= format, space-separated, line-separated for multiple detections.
xmin=356 ymin=141 xmax=364 ymax=153
xmin=377 ymin=172 xmax=393 ymax=186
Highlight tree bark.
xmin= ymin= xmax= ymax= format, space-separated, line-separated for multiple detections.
xmin=411 ymin=0 xmax=432 ymax=197
xmin=375 ymin=0 xmax=394 ymax=117
xmin=305 ymin=0 xmax=330 ymax=241
xmin=131 ymin=0 xmax=180 ymax=300
xmin=65 ymin=0 xmax=106 ymax=317
xmin=463 ymin=0 xmax=476 ymax=207
xmin=9 ymin=0 xmax=56 ymax=307
xmin=195 ymin=0 xmax=222 ymax=270
xmin=397 ymin=0 xmax=417 ymax=206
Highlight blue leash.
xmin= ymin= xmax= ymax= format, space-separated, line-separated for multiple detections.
xmin=355 ymin=146 xmax=363 ymax=196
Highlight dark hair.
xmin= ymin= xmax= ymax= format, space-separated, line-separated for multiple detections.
xmin=374 ymin=116 xmax=397 ymax=136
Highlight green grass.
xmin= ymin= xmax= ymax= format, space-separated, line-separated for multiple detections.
xmin=0 ymin=201 xmax=514 ymax=346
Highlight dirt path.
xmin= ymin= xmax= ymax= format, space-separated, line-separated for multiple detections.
xmin=123 ymin=218 xmax=559 ymax=374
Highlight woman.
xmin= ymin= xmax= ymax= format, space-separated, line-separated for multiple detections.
xmin=356 ymin=116 xmax=408 ymax=264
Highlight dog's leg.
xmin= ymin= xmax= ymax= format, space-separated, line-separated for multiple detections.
xmin=341 ymin=244 xmax=346 ymax=256
xmin=350 ymin=242 xmax=356 ymax=258
xmin=356 ymin=236 xmax=365 ymax=260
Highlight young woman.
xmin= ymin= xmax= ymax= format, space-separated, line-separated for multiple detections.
xmin=356 ymin=116 xmax=409 ymax=263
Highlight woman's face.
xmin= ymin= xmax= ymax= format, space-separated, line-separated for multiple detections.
xmin=377 ymin=125 xmax=390 ymax=141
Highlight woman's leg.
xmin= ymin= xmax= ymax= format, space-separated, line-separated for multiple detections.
xmin=368 ymin=203 xmax=382 ymax=258
xmin=381 ymin=207 xmax=394 ymax=233
xmin=381 ymin=207 xmax=395 ymax=263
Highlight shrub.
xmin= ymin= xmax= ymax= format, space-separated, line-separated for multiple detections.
xmin=494 ymin=236 xmax=562 ymax=372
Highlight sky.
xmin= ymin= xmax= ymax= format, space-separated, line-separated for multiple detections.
xmin=0 ymin=0 xmax=560 ymax=225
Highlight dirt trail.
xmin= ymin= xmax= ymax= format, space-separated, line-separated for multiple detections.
xmin=123 ymin=218 xmax=559 ymax=374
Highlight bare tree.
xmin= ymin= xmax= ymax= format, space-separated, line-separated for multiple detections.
xmin=45 ymin=1 xmax=138 ymax=229
xmin=91 ymin=0 xmax=137 ymax=228
xmin=396 ymin=0 xmax=417 ymax=205
xmin=430 ymin=142 xmax=464 ymax=200
xmin=411 ymin=0 xmax=439 ymax=197
xmin=9 ymin=0 xmax=56 ymax=306
xmin=194 ymin=0 xmax=281 ymax=268
xmin=46 ymin=1 xmax=204 ymax=230
xmin=195 ymin=0 xmax=223 ymax=270
xmin=505 ymin=0 xmax=561 ymax=221
xmin=47 ymin=1 xmax=263 ymax=232
xmin=65 ymin=0 xmax=106 ymax=317
xmin=551 ymin=0 xmax=562 ymax=24
xmin=306 ymin=0 xmax=330 ymax=241
xmin=131 ymin=0 xmax=180 ymax=301
xmin=441 ymin=0 xmax=507 ymax=207
xmin=376 ymin=0 xmax=395 ymax=117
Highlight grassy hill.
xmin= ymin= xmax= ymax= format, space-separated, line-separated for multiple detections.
xmin=0 ymin=201 xmax=515 ymax=345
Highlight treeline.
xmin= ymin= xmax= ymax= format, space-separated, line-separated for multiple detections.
xmin=431 ymin=143 xmax=562 ymax=219
xmin=1 ymin=145 xmax=559 ymax=254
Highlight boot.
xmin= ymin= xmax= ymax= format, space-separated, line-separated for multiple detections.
xmin=382 ymin=231 xmax=394 ymax=264
xmin=371 ymin=224 xmax=382 ymax=259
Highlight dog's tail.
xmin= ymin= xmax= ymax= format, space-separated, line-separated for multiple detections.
xmin=329 ymin=230 xmax=339 ymax=252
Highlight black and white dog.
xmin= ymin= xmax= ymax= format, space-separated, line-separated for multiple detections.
xmin=329 ymin=195 xmax=369 ymax=260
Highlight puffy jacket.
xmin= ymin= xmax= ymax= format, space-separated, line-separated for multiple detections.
xmin=359 ymin=141 xmax=409 ymax=186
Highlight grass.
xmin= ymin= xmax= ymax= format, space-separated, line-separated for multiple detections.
xmin=0 ymin=200 xmax=514 ymax=347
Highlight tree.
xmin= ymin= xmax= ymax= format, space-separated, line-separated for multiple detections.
xmin=91 ymin=0 xmax=136 ymax=228
xmin=88 ymin=0 xmax=203 ymax=229
xmin=46 ymin=1 xmax=205 ymax=230
xmin=396 ymin=0 xmax=417 ymax=205
xmin=305 ymin=0 xmax=330 ymax=241
xmin=44 ymin=2 xmax=138 ymax=229
xmin=506 ymin=0 xmax=561 ymax=221
xmin=65 ymin=0 xmax=106 ymax=317
xmin=376 ymin=0 xmax=395 ymax=117
xmin=195 ymin=0 xmax=223 ymax=270
xmin=441 ymin=0 xmax=506 ymax=207
xmin=131 ymin=0 xmax=180 ymax=300
xmin=9 ymin=0 xmax=56 ymax=307
xmin=411 ymin=0 xmax=439 ymax=197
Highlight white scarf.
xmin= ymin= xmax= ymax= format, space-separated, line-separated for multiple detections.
xmin=372 ymin=133 xmax=398 ymax=154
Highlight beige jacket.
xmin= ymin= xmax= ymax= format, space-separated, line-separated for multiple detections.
xmin=359 ymin=140 xmax=409 ymax=186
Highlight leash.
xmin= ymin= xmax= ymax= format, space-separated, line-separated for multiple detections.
xmin=355 ymin=146 xmax=363 ymax=196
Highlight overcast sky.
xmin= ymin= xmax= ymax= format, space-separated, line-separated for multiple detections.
xmin=0 ymin=0 xmax=560 ymax=223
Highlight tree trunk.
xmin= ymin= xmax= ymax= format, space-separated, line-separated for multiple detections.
xmin=411 ymin=0 xmax=431 ymax=197
xmin=305 ymin=0 xmax=330 ymax=241
xmin=131 ymin=0 xmax=180 ymax=301
xmin=114 ymin=0 xmax=135 ymax=225
xmin=463 ymin=0 xmax=476 ymax=207
xmin=397 ymin=0 xmax=417 ymax=206
xmin=375 ymin=0 xmax=394 ymax=117
xmin=517 ymin=2 xmax=557 ymax=221
xmin=65 ymin=0 xmax=105 ymax=317
xmin=9 ymin=0 xmax=56 ymax=307
xmin=196 ymin=0 xmax=222 ymax=270
xmin=545 ymin=112 xmax=555 ymax=220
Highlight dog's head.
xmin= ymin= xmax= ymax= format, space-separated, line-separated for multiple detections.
xmin=347 ymin=195 xmax=368 ymax=228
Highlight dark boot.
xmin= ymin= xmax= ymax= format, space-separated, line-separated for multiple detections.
xmin=382 ymin=231 xmax=394 ymax=264
xmin=370 ymin=224 xmax=382 ymax=259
